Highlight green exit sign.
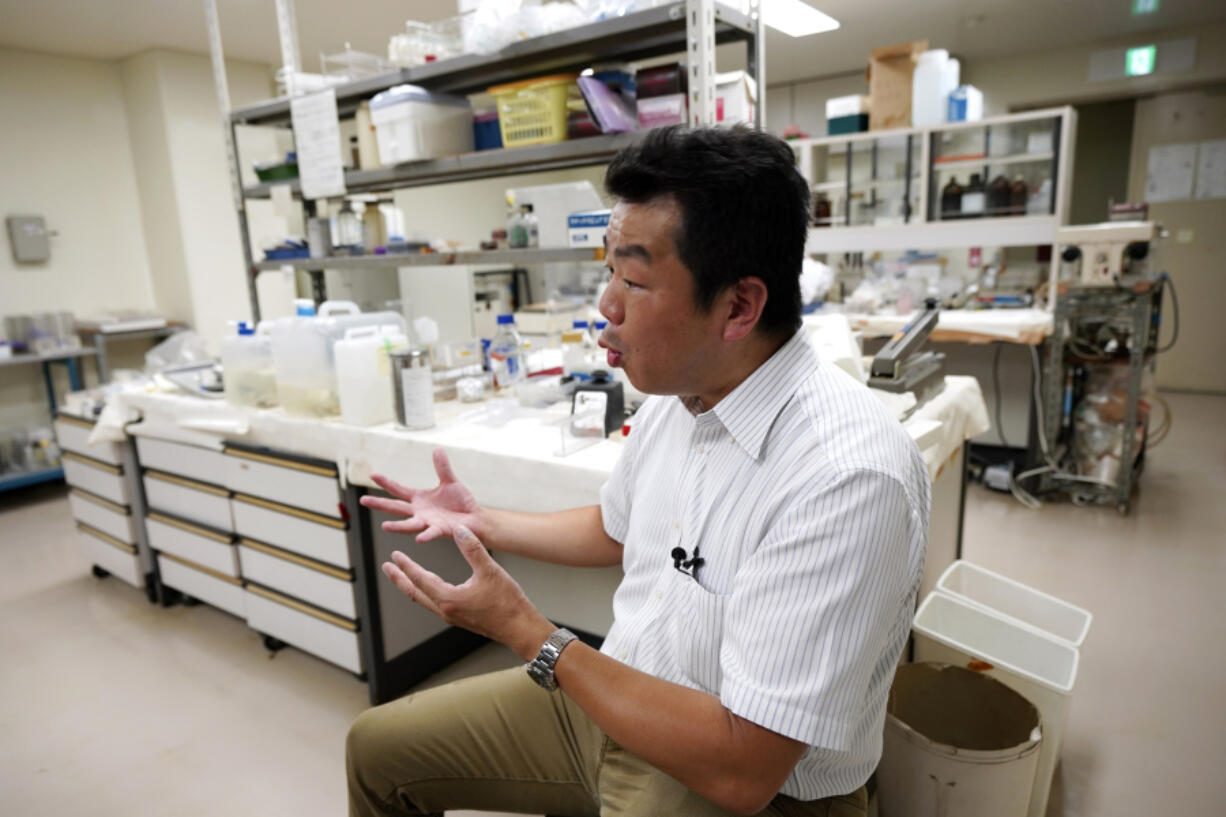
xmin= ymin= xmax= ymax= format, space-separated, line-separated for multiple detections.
xmin=1126 ymin=45 xmax=1156 ymax=76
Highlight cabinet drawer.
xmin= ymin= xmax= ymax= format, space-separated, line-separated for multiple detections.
xmin=147 ymin=513 xmax=239 ymax=578
xmin=62 ymin=452 xmax=131 ymax=505
xmin=135 ymin=437 xmax=227 ymax=487
xmin=68 ymin=488 xmax=138 ymax=544
xmin=55 ymin=415 xmax=124 ymax=465
xmin=244 ymin=585 xmax=361 ymax=674
xmin=238 ymin=539 xmax=356 ymax=619
xmin=143 ymin=470 xmax=233 ymax=532
xmin=158 ymin=554 xmax=245 ymax=618
xmin=231 ymin=494 xmax=350 ymax=569
xmin=78 ymin=522 xmax=142 ymax=588
xmin=223 ymin=446 xmax=341 ymax=519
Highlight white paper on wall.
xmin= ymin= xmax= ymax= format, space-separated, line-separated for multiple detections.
xmin=1194 ymin=139 xmax=1226 ymax=200
xmin=290 ymin=90 xmax=346 ymax=200
xmin=1144 ymin=143 xmax=1197 ymax=203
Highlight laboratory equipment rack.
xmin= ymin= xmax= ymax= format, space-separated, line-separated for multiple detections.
xmin=1034 ymin=280 xmax=1164 ymax=514
xmin=208 ymin=0 xmax=765 ymax=320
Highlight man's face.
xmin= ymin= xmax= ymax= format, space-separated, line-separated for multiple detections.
xmin=597 ymin=197 xmax=725 ymax=397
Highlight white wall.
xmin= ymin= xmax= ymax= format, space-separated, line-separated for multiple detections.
xmin=0 ymin=47 xmax=156 ymax=432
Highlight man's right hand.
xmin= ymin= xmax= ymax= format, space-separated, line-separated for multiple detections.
xmin=360 ymin=448 xmax=486 ymax=544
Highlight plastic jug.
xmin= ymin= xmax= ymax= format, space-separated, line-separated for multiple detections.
xmin=222 ymin=321 xmax=277 ymax=408
xmin=270 ymin=300 xmax=405 ymax=418
xmin=335 ymin=325 xmax=410 ymax=426
xmin=912 ymin=50 xmax=959 ymax=127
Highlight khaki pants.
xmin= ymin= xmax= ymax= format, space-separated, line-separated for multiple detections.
xmin=347 ymin=667 xmax=867 ymax=817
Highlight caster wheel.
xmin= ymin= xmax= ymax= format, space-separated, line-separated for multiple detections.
xmin=263 ymin=634 xmax=287 ymax=652
xmin=182 ymin=595 xmax=202 ymax=607
xmin=145 ymin=583 xmax=159 ymax=604
xmin=92 ymin=565 xmax=110 ymax=579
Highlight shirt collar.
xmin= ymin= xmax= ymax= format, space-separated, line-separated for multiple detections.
xmin=679 ymin=329 xmax=819 ymax=461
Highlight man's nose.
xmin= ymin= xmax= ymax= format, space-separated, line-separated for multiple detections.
xmin=598 ymin=284 xmax=621 ymax=325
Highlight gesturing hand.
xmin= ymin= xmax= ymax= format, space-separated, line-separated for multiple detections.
xmin=380 ymin=526 xmax=553 ymax=661
xmin=360 ymin=448 xmax=485 ymax=543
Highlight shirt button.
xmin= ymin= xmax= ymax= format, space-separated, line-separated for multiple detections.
xmin=696 ymin=444 xmax=705 ymax=453
xmin=655 ymin=590 xmax=663 ymax=600
xmin=618 ymin=651 xmax=628 ymax=660
xmin=672 ymin=520 xmax=679 ymax=529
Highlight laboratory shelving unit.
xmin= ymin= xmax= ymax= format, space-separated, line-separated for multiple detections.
xmin=198 ymin=0 xmax=764 ymax=703
xmin=214 ymin=0 xmax=765 ymax=320
xmin=0 ymin=347 xmax=94 ymax=494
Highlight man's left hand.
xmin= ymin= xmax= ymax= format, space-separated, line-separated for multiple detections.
xmin=381 ymin=525 xmax=555 ymax=662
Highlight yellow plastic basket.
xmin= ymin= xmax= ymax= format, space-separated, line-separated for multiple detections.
xmin=487 ymin=74 xmax=576 ymax=148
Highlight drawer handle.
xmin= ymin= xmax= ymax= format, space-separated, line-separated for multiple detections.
xmin=148 ymin=511 xmax=234 ymax=544
xmin=239 ymin=537 xmax=353 ymax=581
xmin=144 ymin=469 xmax=230 ymax=498
xmin=56 ymin=414 xmax=96 ymax=430
xmin=224 ymin=447 xmax=336 ymax=478
xmin=245 ymin=582 xmax=357 ymax=631
xmin=159 ymin=551 xmax=242 ymax=586
xmin=62 ymin=450 xmax=123 ymax=476
xmin=77 ymin=521 xmax=136 ymax=554
xmin=70 ymin=487 xmax=130 ymax=516
xmin=232 ymin=493 xmax=346 ymax=529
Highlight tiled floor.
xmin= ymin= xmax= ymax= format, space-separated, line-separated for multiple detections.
xmin=0 ymin=391 xmax=1222 ymax=816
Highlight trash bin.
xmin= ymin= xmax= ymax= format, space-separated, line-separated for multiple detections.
xmin=878 ymin=662 xmax=1042 ymax=817
xmin=912 ymin=592 xmax=1079 ymax=817
xmin=936 ymin=560 xmax=1093 ymax=647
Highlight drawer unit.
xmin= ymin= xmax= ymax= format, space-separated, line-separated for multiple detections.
xmin=62 ymin=452 xmax=131 ymax=506
xmin=134 ymin=436 xmax=228 ymax=487
xmin=68 ymin=488 xmax=139 ymax=544
xmin=54 ymin=414 xmax=123 ymax=466
xmin=244 ymin=584 xmax=361 ymax=674
xmin=223 ymin=446 xmax=341 ymax=519
xmin=146 ymin=512 xmax=239 ymax=578
xmin=158 ymin=553 xmax=246 ymax=618
xmin=231 ymin=493 xmax=350 ymax=569
xmin=77 ymin=522 xmax=142 ymax=588
xmin=143 ymin=470 xmax=233 ymax=532
xmin=238 ymin=538 xmax=356 ymax=619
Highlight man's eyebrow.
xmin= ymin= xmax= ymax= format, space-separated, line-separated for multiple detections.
xmin=613 ymin=245 xmax=652 ymax=263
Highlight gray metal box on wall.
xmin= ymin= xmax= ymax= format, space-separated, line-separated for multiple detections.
xmin=6 ymin=215 xmax=50 ymax=263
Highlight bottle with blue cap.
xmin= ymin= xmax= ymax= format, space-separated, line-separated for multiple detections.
xmin=489 ymin=313 xmax=525 ymax=390
xmin=221 ymin=319 xmax=277 ymax=408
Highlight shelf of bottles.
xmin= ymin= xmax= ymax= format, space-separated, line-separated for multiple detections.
xmin=928 ymin=114 xmax=1061 ymax=222
xmin=808 ymin=133 xmax=923 ymax=229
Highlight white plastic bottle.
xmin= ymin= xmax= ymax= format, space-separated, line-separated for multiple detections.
xmin=335 ymin=325 xmax=409 ymax=426
xmin=489 ymin=313 xmax=525 ymax=390
xmin=912 ymin=49 xmax=958 ymax=127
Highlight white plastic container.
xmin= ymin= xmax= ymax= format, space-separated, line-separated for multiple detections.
xmin=947 ymin=85 xmax=984 ymax=123
xmin=335 ymin=325 xmax=409 ymax=426
xmin=879 ymin=662 xmax=1042 ymax=817
xmin=936 ymin=560 xmax=1093 ymax=647
xmin=370 ymin=84 xmax=473 ymax=165
xmin=913 ymin=592 xmax=1080 ymax=817
xmin=222 ymin=321 xmax=277 ymax=408
xmin=270 ymin=301 xmax=405 ymax=418
xmin=912 ymin=49 xmax=959 ymax=127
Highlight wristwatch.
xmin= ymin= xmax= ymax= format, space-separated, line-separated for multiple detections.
xmin=526 ymin=628 xmax=579 ymax=691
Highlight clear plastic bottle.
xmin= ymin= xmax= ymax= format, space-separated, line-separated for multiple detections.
xmin=489 ymin=313 xmax=525 ymax=390
xmin=522 ymin=204 xmax=539 ymax=248
xmin=572 ymin=319 xmax=590 ymax=356
xmin=507 ymin=200 xmax=529 ymax=249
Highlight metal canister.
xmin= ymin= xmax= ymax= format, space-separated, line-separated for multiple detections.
xmin=391 ymin=348 xmax=435 ymax=430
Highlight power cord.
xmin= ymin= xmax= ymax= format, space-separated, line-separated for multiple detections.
xmin=1156 ymin=272 xmax=1179 ymax=353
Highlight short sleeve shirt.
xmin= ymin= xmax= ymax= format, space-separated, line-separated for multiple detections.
xmin=599 ymin=329 xmax=930 ymax=800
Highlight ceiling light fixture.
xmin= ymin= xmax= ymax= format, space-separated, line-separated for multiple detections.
xmin=760 ymin=0 xmax=840 ymax=38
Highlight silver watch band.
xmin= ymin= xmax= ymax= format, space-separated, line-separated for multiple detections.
xmin=526 ymin=627 xmax=578 ymax=691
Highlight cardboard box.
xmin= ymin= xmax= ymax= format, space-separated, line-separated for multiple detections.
xmin=867 ymin=40 xmax=927 ymax=130
xmin=828 ymin=114 xmax=869 ymax=135
xmin=826 ymin=94 xmax=870 ymax=119
xmin=637 ymin=94 xmax=687 ymax=129
xmin=715 ymin=71 xmax=757 ymax=126
xmin=567 ymin=209 xmax=611 ymax=248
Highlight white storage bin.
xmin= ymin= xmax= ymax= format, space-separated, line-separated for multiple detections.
xmin=158 ymin=554 xmax=246 ymax=618
xmin=224 ymin=447 xmax=341 ymax=518
xmin=147 ymin=513 xmax=239 ymax=578
xmin=370 ymin=84 xmax=473 ymax=165
xmin=135 ymin=436 xmax=228 ymax=487
xmin=244 ymin=585 xmax=362 ymax=674
xmin=55 ymin=415 xmax=123 ymax=465
xmin=913 ymin=592 xmax=1079 ymax=817
xmin=68 ymin=488 xmax=138 ymax=544
xmin=143 ymin=470 xmax=234 ymax=532
xmin=231 ymin=494 xmax=350 ymax=568
xmin=936 ymin=561 xmax=1092 ymax=647
xmin=78 ymin=523 xmax=142 ymax=588
xmin=239 ymin=540 xmax=357 ymax=619
xmin=62 ymin=452 xmax=130 ymax=506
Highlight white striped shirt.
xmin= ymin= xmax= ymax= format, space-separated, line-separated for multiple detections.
xmin=599 ymin=329 xmax=929 ymax=800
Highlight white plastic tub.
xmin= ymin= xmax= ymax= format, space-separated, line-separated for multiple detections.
xmin=370 ymin=84 xmax=473 ymax=165
xmin=936 ymin=560 xmax=1092 ymax=647
xmin=913 ymin=592 xmax=1079 ymax=817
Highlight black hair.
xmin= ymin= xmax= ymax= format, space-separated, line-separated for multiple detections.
xmin=604 ymin=125 xmax=810 ymax=339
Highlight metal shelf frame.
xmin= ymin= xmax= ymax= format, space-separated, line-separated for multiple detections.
xmin=253 ymin=246 xmax=603 ymax=273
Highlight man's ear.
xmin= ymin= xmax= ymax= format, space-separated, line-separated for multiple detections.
xmin=721 ymin=277 xmax=768 ymax=342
